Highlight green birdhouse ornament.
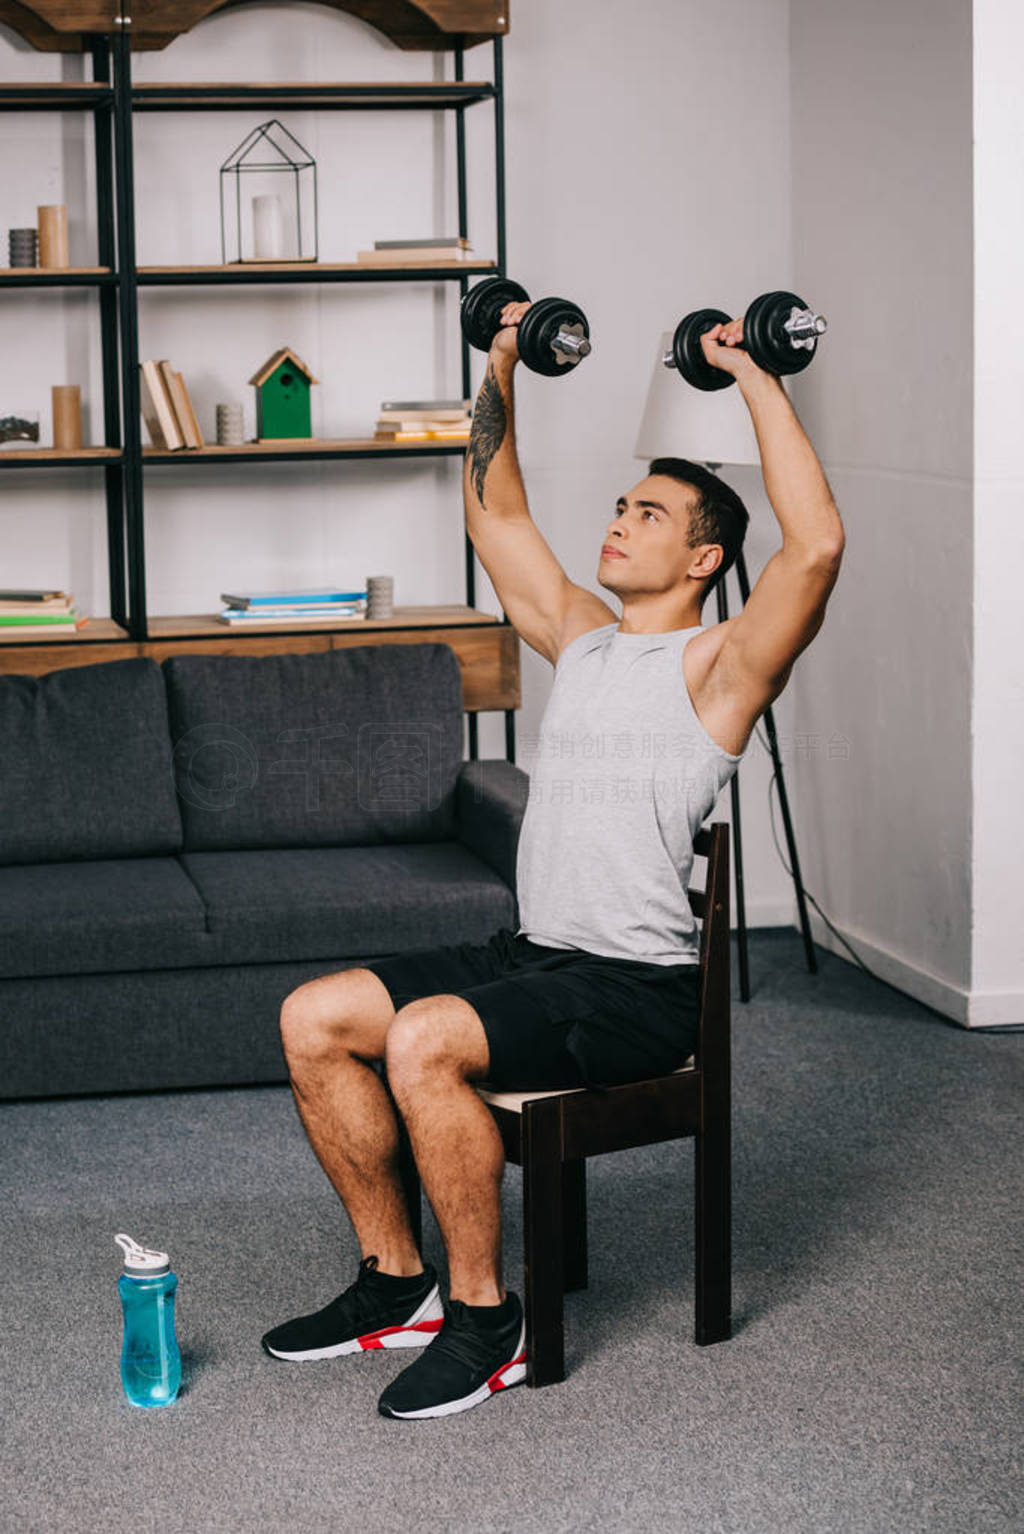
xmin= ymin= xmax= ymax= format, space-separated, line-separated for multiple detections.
xmin=248 ymin=347 xmax=318 ymax=440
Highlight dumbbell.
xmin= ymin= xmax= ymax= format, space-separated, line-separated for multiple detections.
xmin=666 ymin=290 xmax=828 ymax=391
xmin=461 ymin=277 xmax=592 ymax=376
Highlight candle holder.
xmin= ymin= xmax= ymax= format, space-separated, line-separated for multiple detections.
xmin=219 ymin=120 xmax=318 ymax=265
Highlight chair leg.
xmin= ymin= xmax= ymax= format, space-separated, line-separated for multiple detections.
xmin=522 ymin=1098 xmax=565 ymax=1386
xmin=562 ymin=1159 xmax=588 ymax=1292
xmin=694 ymin=1116 xmax=731 ymax=1345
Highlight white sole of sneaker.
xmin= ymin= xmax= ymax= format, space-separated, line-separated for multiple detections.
xmin=264 ymin=1284 xmax=444 ymax=1361
xmin=382 ymin=1320 xmax=528 ymax=1419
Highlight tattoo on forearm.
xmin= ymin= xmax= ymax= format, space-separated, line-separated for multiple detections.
xmin=467 ymin=367 xmax=507 ymax=507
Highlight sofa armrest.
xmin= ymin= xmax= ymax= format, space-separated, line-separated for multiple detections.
xmin=456 ymin=759 xmax=530 ymax=893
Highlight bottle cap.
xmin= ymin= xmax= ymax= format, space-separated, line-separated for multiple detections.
xmin=115 ymin=1233 xmax=170 ymax=1276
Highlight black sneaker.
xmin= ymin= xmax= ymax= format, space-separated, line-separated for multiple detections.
xmin=377 ymin=1292 xmax=526 ymax=1419
xmin=262 ymin=1256 xmax=443 ymax=1361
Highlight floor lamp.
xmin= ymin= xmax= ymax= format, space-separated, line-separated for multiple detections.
xmin=634 ymin=334 xmax=818 ymax=1001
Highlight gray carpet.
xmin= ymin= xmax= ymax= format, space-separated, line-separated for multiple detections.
xmin=2 ymin=931 xmax=1021 ymax=1534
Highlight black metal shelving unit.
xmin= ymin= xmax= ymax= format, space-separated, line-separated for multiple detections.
xmin=2 ymin=24 xmax=513 ymax=758
xmin=109 ymin=24 xmax=511 ymax=758
xmin=0 ymin=49 xmax=128 ymax=630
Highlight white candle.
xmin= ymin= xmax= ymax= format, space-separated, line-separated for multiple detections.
xmin=252 ymin=194 xmax=285 ymax=260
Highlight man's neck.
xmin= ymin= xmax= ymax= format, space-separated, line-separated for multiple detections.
xmin=616 ymin=602 xmax=704 ymax=635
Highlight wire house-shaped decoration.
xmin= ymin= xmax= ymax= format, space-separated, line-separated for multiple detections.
xmin=220 ymin=120 xmax=319 ymax=264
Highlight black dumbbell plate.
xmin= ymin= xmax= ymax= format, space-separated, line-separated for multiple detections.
xmin=460 ymin=277 xmax=531 ymax=353
xmin=744 ymin=290 xmax=817 ymax=376
xmin=516 ymin=297 xmax=590 ymax=377
xmin=670 ymin=308 xmax=734 ymax=391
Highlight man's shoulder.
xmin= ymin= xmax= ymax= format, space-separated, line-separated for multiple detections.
xmin=553 ymin=591 xmax=619 ymax=662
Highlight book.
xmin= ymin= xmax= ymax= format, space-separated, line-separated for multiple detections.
xmin=373 ymin=237 xmax=470 ymax=250
xmin=373 ymin=428 xmax=471 ymax=442
xmin=0 ymin=588 xmax=67 ymax=602
xmin=0 ymin=610 xmax=80 ymax=625
xmin=0 ymin=615 xmax=88 ymax=638
xmin=356 ymin=247 xmax=474 ymax=265
xmin=139 ymin=360 xmax=184 ymax=450
xmin=0 ymin=597 xmax=73 ymax=613
xmin=381 ymin=399 xmax=470 ymax=415
xmin=221 ymin=586 xmax=368 ymax=608
xmin=158 ymin=362 xmax=203 ymax=449
xmin=374 ymin=424 xmax=471 ymax=437
xmin=377 ymin=408 xmax=472 ymax=425
xmin=217 ymin=609 xmax=367 ymax=626
xmin=174 ymin=374 xmax=204 ymax=448
xmin=219 ymin=603 xmax=366 ymax=618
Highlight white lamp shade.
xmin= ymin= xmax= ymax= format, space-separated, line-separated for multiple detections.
xmin=634 ymin=332 xmax=761 ymax=467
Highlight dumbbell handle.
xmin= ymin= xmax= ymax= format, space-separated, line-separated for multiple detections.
xmin=555 ymin=329 xmax=592 ymax=357
xmin=663 ymin=306 xmax=827 ymax=368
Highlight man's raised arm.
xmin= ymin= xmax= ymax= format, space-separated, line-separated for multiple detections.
xmin=459 ymin=301 xmax=598 ymax=667
xmin=463 ymin=301 xmax=532 ymax=526
xmin=703 ymin=318 xmax=845 ymax=557
xmin=698 ymin=318 xmax=845 ymax=699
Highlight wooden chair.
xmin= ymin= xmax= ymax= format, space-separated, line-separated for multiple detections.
xmin=398 ymin=821 xmax=732 ymax=1386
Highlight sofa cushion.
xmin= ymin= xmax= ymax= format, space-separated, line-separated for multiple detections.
xmin=0 ymin=845 xmax=515 ymax=981
xmin=178 ymin=843 xmax=516 ymax=964
xmin=0 ymin=658 xmax=182 ymax=867
xmin=164 ymin=645 xmax=464 ymax=853
xmin=0 ymin=858 xmax=207 ymax=980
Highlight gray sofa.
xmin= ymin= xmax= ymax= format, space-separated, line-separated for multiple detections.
xmin=0 ymin=643 xmax=528 ymax=1100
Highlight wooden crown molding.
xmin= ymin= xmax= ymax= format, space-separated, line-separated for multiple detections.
xmin=0 ymin=0 xmax=509 ymax=52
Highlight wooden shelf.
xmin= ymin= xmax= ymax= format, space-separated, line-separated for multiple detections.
xmin=0 ymin=447 xmax=121 ymax=467
xmin=131 ymin=80 xmax=495 ymax=111
xmin=0 ymin=608 xmax=520 ymax=713
xmin=0 ymin=266 xmax=115 ymax=286
xmin=136 ymin=260 xmax=496 ymax=286
xmin=0 ymin=2 xmax=508 ymax=55
xmin=143 ymin=439 xmax=468 ymax=464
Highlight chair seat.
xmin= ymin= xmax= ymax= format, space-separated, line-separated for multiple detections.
xmin=475 ymin=1058 xmax=696 ymax=1113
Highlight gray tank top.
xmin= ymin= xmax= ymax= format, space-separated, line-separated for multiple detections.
xmin=514 ymin=622 xmax=745 ymax=965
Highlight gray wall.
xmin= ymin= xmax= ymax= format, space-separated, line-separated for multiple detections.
xmin=788 ymin=0 xmax=975 ymax=1010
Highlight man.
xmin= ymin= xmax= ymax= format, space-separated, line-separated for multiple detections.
xmin=262 ymin=300 xmax=845 ymax=1420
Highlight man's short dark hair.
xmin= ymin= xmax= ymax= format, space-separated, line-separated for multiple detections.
xmin=648 ymin=457 xmax=749 ymax=608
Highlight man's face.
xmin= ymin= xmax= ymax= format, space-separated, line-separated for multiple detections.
xmin=597 ymin=474 xmax=712 ymax=597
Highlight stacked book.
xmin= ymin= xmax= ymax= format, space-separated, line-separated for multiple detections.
xmin=374 ymin=398 xmax=472 ymax=443
xmin=217 ymin=586 xmax=368 ymax=627
xmin=356 ymin=237 xmax=475 ymax=265
xmin=139 ymin=360 xmax=204 ymax=451
xmin=0 ymin=588 xmax=88 ymax=639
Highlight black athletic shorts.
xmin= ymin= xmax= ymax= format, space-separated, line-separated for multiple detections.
xmin=362 ymin=926 xmax=700 ymax=1092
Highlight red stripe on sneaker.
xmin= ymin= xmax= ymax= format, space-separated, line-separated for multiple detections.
xmin=357 ymin=1319 xmax=443 ymax=1349
xmin=487 ymin=1351 xmax=527 ymax=1393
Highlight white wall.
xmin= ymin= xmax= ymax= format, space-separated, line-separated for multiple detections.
xmin=1 ymin=0 xmax=800 ymax=938
xmin=789 ymin=0 xmax=976 ymax=1019
xmin=971 ymin=0 xmax=1024 ymax=1025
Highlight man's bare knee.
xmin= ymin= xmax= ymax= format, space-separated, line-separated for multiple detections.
xmin=280 ymin=967 xmax=397 ymax=1069
xmin=385 ymin=996 xmax=490 ymax=1098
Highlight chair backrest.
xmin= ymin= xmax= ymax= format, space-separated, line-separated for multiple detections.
xmin=687 ymin=822 xmax=731 ymax=1088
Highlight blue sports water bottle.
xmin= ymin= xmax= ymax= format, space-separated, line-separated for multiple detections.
xmin=115 ymin=1233 xmax=182 ymax=1408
